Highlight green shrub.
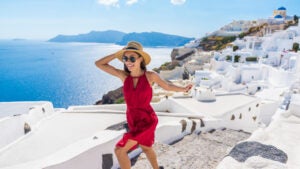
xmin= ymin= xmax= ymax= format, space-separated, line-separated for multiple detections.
xmin=152 ymin=61 xmax=179 ymax=73
xmin=153 ymin=68 xmax=160 ymax=73
xmin=294 ymin=15 xmax=299 ymax=24
xmin=226 ymin=55 xmax=232 ymax=61
xmin=238 ymin=32 xmax=247 ymax=39
xmin=246 ymin=57 xmax=258 ymax=62
xmin=161 ymin=65 xmax=167 ymax=70
xmin=234 ymin=55 xmax=241 ymax=62
xmin=293 ymin=42 xmax=299 ymax=52
xmin=233 ymin=45 xmax=239 ymax=52
xmin=162 ymin=62 xmax=171 ymax=67
xmin=221 ymin=36 xmax=236 ymax=43
xmin=202 ymin=37 xmax=208 ymax=42
xmin=115 ymin=97 xmax=125 ymax=104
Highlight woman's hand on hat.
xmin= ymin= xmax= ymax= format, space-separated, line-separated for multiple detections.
xmin=184 ymin=84 xmax=193 ymax=93
xmin=113 ymin=47 xmax=126 ymax=57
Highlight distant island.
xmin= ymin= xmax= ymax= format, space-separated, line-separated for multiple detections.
xmin=12 ymin=38 xmax=27 ymax=41
xmin=48 ymin=30 xmax=194 ymax=47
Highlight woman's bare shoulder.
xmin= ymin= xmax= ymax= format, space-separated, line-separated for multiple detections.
xmin=146 ymin=70 xmax=161 ymax=79
xmin=145 ymin=71 xmax=159 ymax=85
xmin=146 ymin=70 xmax=158 ymax=76
xmin=145 ymin=70 xmax=156 ymax=78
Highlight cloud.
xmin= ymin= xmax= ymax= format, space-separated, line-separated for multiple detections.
xmin=126 ymin=0 xmax=138 ymax=5
xmin=97 ymin=0 xmax=138 ymax=7
xmin=170 ymin=0 xmax=186 ymax=5
xmin=97 ymin=0 xmax=119 ymax=7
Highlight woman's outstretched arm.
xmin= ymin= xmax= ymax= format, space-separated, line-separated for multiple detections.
xmin=95 ymin=53 xmax=126 ymax=81
xmin=148 ymin=71 xmax=192 ymax=92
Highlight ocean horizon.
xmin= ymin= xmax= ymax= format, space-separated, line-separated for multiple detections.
xmin=0 ymin=40 xmax=172 ymax=109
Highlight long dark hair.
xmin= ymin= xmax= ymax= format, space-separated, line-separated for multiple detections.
xmin=124 ymin=52 xmax=147 ymax=73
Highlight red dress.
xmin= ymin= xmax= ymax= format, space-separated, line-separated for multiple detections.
xmin=116 ymin=72 xmax=158 ymax=149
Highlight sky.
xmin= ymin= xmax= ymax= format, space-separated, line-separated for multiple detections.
xmin=0 ymin=0 xmax=300 ymax=40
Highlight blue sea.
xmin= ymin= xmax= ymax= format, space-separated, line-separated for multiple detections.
xmin=0 ymin=40 xmax=172 ymax=108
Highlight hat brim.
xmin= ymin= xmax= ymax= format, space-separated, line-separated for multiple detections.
xmin=115 ymin=49 xmax=151 ymax=65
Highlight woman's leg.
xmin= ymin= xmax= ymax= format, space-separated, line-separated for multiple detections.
xmin=140 ymin=144 xmax=159 ymax=169
xmin=115 ymin=139 xmax=138 ymax=169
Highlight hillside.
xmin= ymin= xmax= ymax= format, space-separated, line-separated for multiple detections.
xmin=48 ymin=30 xmax=194 ymax=47
xmin=48 ymin=30 xmax=125 ymax=43
xmin=199 ymin=20 xmax=298 ymax=51
xmin=117 ymin=32 xmax=194 ymax=47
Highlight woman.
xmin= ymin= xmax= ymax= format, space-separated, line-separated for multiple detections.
xmin=95 ymin=41 xmax=192 ymax=169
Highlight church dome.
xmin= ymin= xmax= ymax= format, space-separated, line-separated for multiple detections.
xmin=277 ymin=6 xmax=286 ymax=10
xmin=274 ymin=15 xmax=283 ymax=19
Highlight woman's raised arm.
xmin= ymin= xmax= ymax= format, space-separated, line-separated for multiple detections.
xmin=149 ymin=71 xmax=192 ymax=92
xmin=95 ymin=53 xmax=126 ymax=81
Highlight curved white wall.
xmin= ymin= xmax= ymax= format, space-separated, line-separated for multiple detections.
xmin=41 ymin=118 xmax=200 ymax=169
xmin=0 ymin=116 xmax=24 ymax=150
xmin=260 ymin=101 xmax=280 ymax=125
xmin=0 ymin=102 xmax=55 ymax=150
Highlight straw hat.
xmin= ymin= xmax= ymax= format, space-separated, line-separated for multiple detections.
xmin=115 ymin=41 xmax=151 ymax=65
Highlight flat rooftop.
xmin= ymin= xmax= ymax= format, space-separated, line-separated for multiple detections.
xmin=172 ymin=94 xmax=258 ymax=118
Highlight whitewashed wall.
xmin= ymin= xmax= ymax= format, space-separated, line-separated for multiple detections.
xmin=0 ymin=102 xmax=54 ymax=150
xmin=240 ymin=68 xmax=262 ymax=83
xmin=219 ymin=99 xmax=261 ymax=133
xmin=211 ymin=59 xmax=231 ymax=73
xmin=259 ymin=100 xmax=280 ymax=125
xmin=268 ymin=66 xmax=297 ymax=87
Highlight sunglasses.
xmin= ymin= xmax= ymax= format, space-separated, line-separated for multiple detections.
xmin=122 ymin=56 xmax=139 ymax=63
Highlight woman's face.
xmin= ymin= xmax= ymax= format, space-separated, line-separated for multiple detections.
xmin=123 ymin=51 xmax=143 ymax=72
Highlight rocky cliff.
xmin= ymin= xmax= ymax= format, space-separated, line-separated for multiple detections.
xmin=95 ymin=87 xmax=124 ymax=105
